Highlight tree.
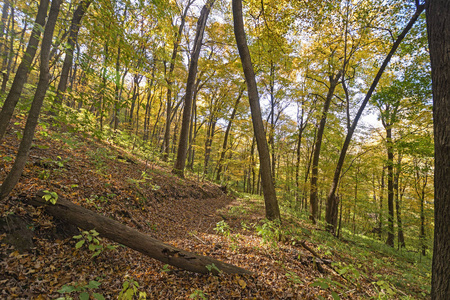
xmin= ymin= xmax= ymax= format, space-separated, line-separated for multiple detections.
xmin=53 ymin=0 xmax=93 ymax=110
xmin=162 ymin=0 xmax=194 ymax=161
xmin=173 ymin=0 xmax=215 ymax=177
xmin=325 ymin=4 xmax=426 ymax=234
xmin=232 ymin=0 xmax=280 ymax=221
xmin=0 ymin=0 xmax=61 ymax=201
xmin=426 ymin=0 xmax=450 ymax=298
xmin=0 ymin=0 xmax=50 ymax=143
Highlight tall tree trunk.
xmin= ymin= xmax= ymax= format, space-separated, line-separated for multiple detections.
xmin=385 ymin=126 xmax=395 ymax=247
xmin=232 ymin=0 xmax=280 ymax=220
xmin=268 ymin=62 xmax=276 ymax=181
xmin=324 ymin=5 xmax=425 ymax=234
xmin=394 ymin=153 xmax=405 ymax=248
xmin=215 ymin=88 xmax=242 ymax=181
xmin=0 ymin=0 xmax=9 ymax=53
xmin=0 ymin=0 xmax=61 ymax=201
xmin=162 ymin=0 xmax=193 ymax=161
xmin=0 ymin=0 xmax=49 ymax=143
xmin=173 ymin=0 xmax=215 ymax=177
xmin=309 ymin=72 xmax=341 ymax=224
xmin=295 ymin=105 xmax=307 ymax=206
xmin=379 ymin=167 xmax=385 ymax=240
xmin=426 ymin=1 xmax=450 ymax=297
xmin=203 ymin=118 xmax=216 ymax=176
xmin=1 ymin=5 xmax=14 ymax=94
xmin=53 ymin=0 xmax=92 ymax=109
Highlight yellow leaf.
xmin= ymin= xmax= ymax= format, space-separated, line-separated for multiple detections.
xmin=238 ymin=279 xmax=246 ymax=289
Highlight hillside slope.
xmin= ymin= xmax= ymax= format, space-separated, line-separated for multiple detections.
xmin=0 ymin=118 xmax=430 ymax=299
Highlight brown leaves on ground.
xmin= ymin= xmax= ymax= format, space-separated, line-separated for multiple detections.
xmin=0 ymin=119 xmax=403 ymax=299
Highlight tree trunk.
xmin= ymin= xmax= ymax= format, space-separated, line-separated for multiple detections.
xmin=26 ymin=191 xmax=251 ymax=275
xmin=379 ymin=167 xmax=385 ymax=240
xmin=173 ymin=0 xmax=215 ymax=177
xmin=385 ymin=127 xmax=395 ymax=247
xmin=0 ymin=0 xmax=49 ymax=143
xmin=1 ymin=5 xmax=14 ymax=94
xmin=426 ymin=1 xmax=450 ymax=297
xmin=163 ymin=0 xmax=193 ymax=161
xmin=54 ymin=0 xmax=92 ymax=109
xmin=310 ymin=72 xmax=341 ymax=224
xmin=232 ymin=0 xmax=280 ymax=221
xmin=394 ymin=154 xmax=405 ymax=248
xmin=0 ymin=0 xmax=61 ymax=201
xmin=215 ymin=89 xmax=242 ymax=181
xmin=324 ymin=5 xmax=425 ymax=234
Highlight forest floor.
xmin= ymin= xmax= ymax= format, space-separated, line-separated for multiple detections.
xmin=0 ymin=116 xmax=431 ymax=299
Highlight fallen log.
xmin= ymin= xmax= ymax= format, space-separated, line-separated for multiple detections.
xmin=26 ymin=190 xmax=252 ymax=275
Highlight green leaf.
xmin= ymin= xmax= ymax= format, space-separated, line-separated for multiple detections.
xmin=75 ymin=240 xmax=85 ymax=249
xmin=79 ymin=292 xmax=90 ymax=300
xmin=311 ymin=281 xmax=329 ymax=289
xmin=93 ymin=293 xmax=105 ymax=300
xmin=58 ymin=284 xmax=76 ymax=293
xmin=87 ymin=280 xmax=102 ymax=289
xmin=331 ymin=291 xmax=340 ymax=300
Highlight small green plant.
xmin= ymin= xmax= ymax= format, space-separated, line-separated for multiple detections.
xmin=118 ymin=278 xmax=147 ymax=300
xmin=214 ymin=220 xmax=231 ymax=237
xmin=286 ymin=271 xmax=303 ymax=285
xmin=161 ymin=264 xmax=171 ymax=273
xmin=73 ymin=229 xmax=117 ymax=257
xmin=42 ymin=190 xmax=58 ymax=204
xmin=311 ymin=278 xmax=343 ymax=300
xmin=38 ymin=169 xmax=51 ymax=180
xmin=372 ymin=280 xmax=396 ymax=299
xmin=2 ymin=155 xmax=12 ymax=162
xmin=255 ymin=219 xmax=281 ymax=248
xmin=189 ymin=289 xmax=207 ymax=299
xmin=56 ymin=280 xmax=104 ymax=300
xmin=205 ymin=263 xmax=222 ymax=274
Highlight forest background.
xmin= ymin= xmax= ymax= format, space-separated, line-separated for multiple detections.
xmin=0 ymin=0 xmax=440 ymax=298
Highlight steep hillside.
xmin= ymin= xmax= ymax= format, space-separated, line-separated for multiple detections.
xmin=0 ymin=118 xmax=430 ymax=299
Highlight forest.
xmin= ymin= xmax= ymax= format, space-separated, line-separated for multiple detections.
xmin=0 ymin=0 xmax=449 ymax=299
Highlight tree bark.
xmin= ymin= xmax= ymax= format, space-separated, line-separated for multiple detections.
xmin=162 ymin=0 xmax=193 ymax=161
xmin=426 ymin=1 xmax=450 ymax=297
xmin=173 ymin=0 xmax=215 ymax=177
xmin=310 ymin=72 xmax=341 ymax=224
xmin=0 ymin=0 xmax=49 ymax=143
xmin=0 ymin=0 xmax=61 ymax=201
xmin=27 ymin=191 xmax=251 ymax=275
xmin=215 ymin=88 xmax=243 ymax=181
xmin=324 ymin=5 xmax=425 ymax=234
xmin=54 ymin=0 xmax=92 ymax=109
xmin=385 ymin=126 xmax=395 ymax=247
xmin=394 ymin=154 xmax=405 ymax=248
xmin=232 ymin=0 xmax=280 ymax=221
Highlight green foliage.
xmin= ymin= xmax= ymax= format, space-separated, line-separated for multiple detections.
xmin=161 ymin=264 xmax=170 ymax=273
xmin=57 ymin=280 xmax=104 ymax=300
xmin=73 ymin=230 xmax=117 ymax=257
xmin=311 ymin=278 xmax=342 ymax=300
xmin=189 ymin=289 xmax=207 ymax=299
xmin=372 ymin=279 xmax=396 ymax=299
xmin=255 ymin=219 xmax=282 ymax=248
xmin=214 ymin=220 xmax=231 ymax=237
xmin=38 ymin=169 xmax=51 ymax=180
xmin=205 ymin=263 xmax=222 ymax=274
xmin=42 ymin=190 xmax=58 ymax=204
xmin=118 ymin=278 xmax=147 ymax=300
xmin=286 ymin=271 xmax=303 ymax=285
